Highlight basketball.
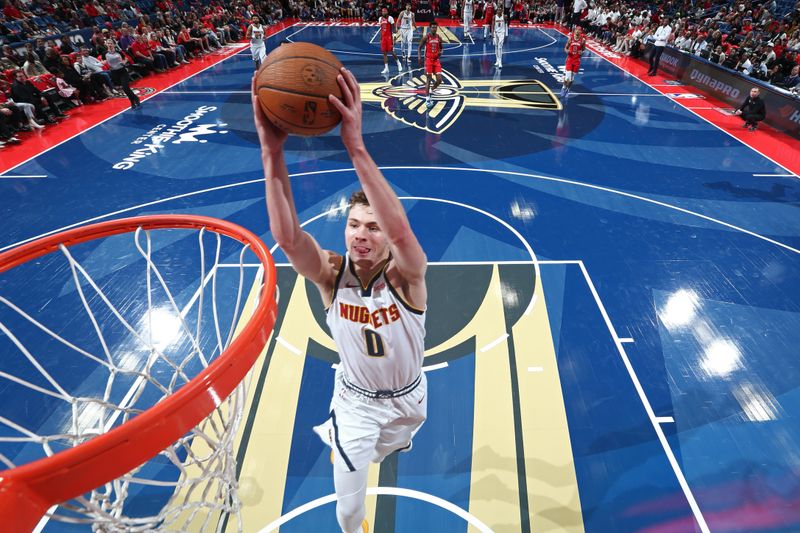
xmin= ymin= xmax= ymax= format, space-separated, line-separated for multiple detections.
xmin=254 ymin=42 xmax=344 ymax=136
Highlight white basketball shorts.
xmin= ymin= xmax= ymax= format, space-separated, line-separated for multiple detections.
xmin=314 ymin=368 xmax=427 ymax=472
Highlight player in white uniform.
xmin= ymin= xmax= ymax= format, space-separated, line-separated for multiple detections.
xmin=463 ymin=0 xmax=474 ymax=38
xmin=493 ymin=6 xmax=506 ymax=68
xmin=398 ymin=4 xmax=416 ymax=62
xmin=252 ymin=68 xmax=428 ymax=533
xmin=246 ymin=15 xmax=266 ymax=70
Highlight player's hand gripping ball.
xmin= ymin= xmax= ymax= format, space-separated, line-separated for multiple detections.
xmin=254 ymin=42 xmax=344 ymax=136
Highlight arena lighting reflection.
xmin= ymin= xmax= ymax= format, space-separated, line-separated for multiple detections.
xmin=700 ymin=338 xmax=743 ymax=378
xmin=659 ymin=288 xmax=700 ymax=330
xmin=140 ymin=306 xmax=183 ymax=352
xmin=733 ymin=382 xmax=779 ymax=422
xmin=510 ymin=199 xmax=536 ymax=221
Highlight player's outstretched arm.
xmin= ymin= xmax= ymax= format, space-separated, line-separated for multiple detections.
xmin=328 ymin=68 xmax=427 ymax=284
xmin=252 ymin=75 xmax=338 ymax=292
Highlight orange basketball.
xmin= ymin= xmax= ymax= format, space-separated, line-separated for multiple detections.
xmin=255 ymin=42 xmax=344 ymax=136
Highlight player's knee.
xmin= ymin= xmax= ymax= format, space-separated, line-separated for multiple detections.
xmin=336 ymin=493 xmax=365 ymax=523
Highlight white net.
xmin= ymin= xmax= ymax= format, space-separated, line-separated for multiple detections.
xmin=0 ymin=223 xmax=269 ymax=532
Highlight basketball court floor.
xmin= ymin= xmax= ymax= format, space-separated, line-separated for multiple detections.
xmin=1 ymin=21 xmax=799 ymax=533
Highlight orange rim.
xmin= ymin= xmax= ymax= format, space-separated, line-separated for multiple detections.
xmin=0 ymin=215 xmax=278 ymax=531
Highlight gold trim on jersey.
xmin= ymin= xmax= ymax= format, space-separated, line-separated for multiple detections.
xmin=347 ymin=254 xmax=390 ymax=293
xmin=385 ymin=275 xmax=425 ymax=315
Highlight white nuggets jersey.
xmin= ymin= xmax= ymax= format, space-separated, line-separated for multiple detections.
xmin=250 ymin=23 xmax=264 ymax=46
xmin=494 ymin=14 xmax=506 ymax=37
xmin=326 ymin=255 xmax=425 ymax=392
xmin=399 ymin=11 xmax=414 ymax=30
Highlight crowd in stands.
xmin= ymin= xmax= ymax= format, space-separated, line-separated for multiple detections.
xmin=2 ymin=0 xmax=799 ymax=148
xmin=0 ymin=0 xmax=284 ymax=149
xmin=546 ymin=0 xmax=800 ymax=92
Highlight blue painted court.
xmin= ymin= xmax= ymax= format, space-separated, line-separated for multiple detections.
xmin=1 ymin=21 xmax=799 ymax=533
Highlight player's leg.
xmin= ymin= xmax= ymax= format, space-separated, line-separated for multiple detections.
xmin=433 ymin=71 xmax=442 ymax=90
xmin=381 ymin=50 xmax=389 ymax=73
xmin=425 ymin=71 xmax=433 ymax=102
xmin=495 ymin=35 xmax=504 ymax=67
xmin=373 ymin=376 xmax=427 ymax=462
xmin=258 ymin=46 xmax=267 ymax=69
xmin=372 ymin=418 xmax=423 ymax=463
xmin=561 ymin=68 xmax=572 ymax=96
xmin=334 ymin=466 xmax=370 ymax=533
xmin=404 ymin=31 xmax=413 ymax=61
xmin=391 ymin=48 xmax=402 ymax=71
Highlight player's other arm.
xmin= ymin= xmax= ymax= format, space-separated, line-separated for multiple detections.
xmin=251 ymin=76 xmax=339 ymax=295
xmin=328 ymin=69 xmax=427 ymax=289
xmin=246 ymin=25 xmax=252 ymax=39
xmin=418 ymin=33 xmax=427 ymax=62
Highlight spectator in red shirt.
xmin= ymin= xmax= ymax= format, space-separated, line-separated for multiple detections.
xmin=84 ymin=2 xmax=99 ymax=18
xmin=130 ymin=34 xmax=164 ymax=72
xmin=2 ymin=1 xmax=26 ymax=20
xmin=177 ymin=24 xmax=204 ymax=57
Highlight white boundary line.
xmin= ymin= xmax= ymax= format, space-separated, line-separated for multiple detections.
xmin=542 ymin=27 xmax=798 ymax=178
xmin=4 ymin=166 xmax=798 ymax=256
xmin=258 ymin=487 xmax=493 ymax=532
xmin=0 ymin=174 xmax=47 ymax=179
xmin=619 ymin=337 xmax=634 ymax=343
xmin=1 ymin=23 xmax=299 ymax=177
xmin=553 ymin=258 xmax=710 ymax=533
xmin=753 ymin=173 xmax=798 ymax=178
xmin=656 ymin=416 xmax=675 ymax=424
xmin=479 ymin=333 xmax=510 ymax=352
xmin=276 ymin=336 xmax=303 ymax=355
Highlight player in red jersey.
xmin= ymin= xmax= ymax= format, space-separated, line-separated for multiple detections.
xmin=379 ymin=7 xmax=403 ymax=74
xmin=418 ymin=21 xmax=443 ymax=109
xmin=561 ymin=26 xmax=586 ymax=97
xmin=482 ymin=0 xmax=496 ymax=40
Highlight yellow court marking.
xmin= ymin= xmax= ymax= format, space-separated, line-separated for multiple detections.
xmin=513 ymin=279 xmax=584 ymax=533
xmin=467 ymin=266 xmax=522 ymax=530
xmin=429 ymin=101 xmax=446 ymax=118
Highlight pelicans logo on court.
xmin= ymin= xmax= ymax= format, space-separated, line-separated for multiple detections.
xmin=361 ymin=69 xmax=562 ymax=134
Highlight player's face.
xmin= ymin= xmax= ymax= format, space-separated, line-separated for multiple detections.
xmin=346 ymin=204 xmax=390 ymax=264
xmin=382 ymin=8 xmax=388 ymax=16
xmin=430 ymin=24 xmax=438 ymax=35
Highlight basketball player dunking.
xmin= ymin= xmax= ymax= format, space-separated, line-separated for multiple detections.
xmin=379 ymin=7 xmax=403 ymax=74
xmin=398 ymin=4 xmax=416 ymax=63
xmin=252 ymin=68 xmax=428 ymax=533
xmin=246 ymin=15 xmax=266 ymax=70
xmin=561 ymin=25 xmax=586 ymax=97
xmin=418 ymin=21 xmax=442 ymax=109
